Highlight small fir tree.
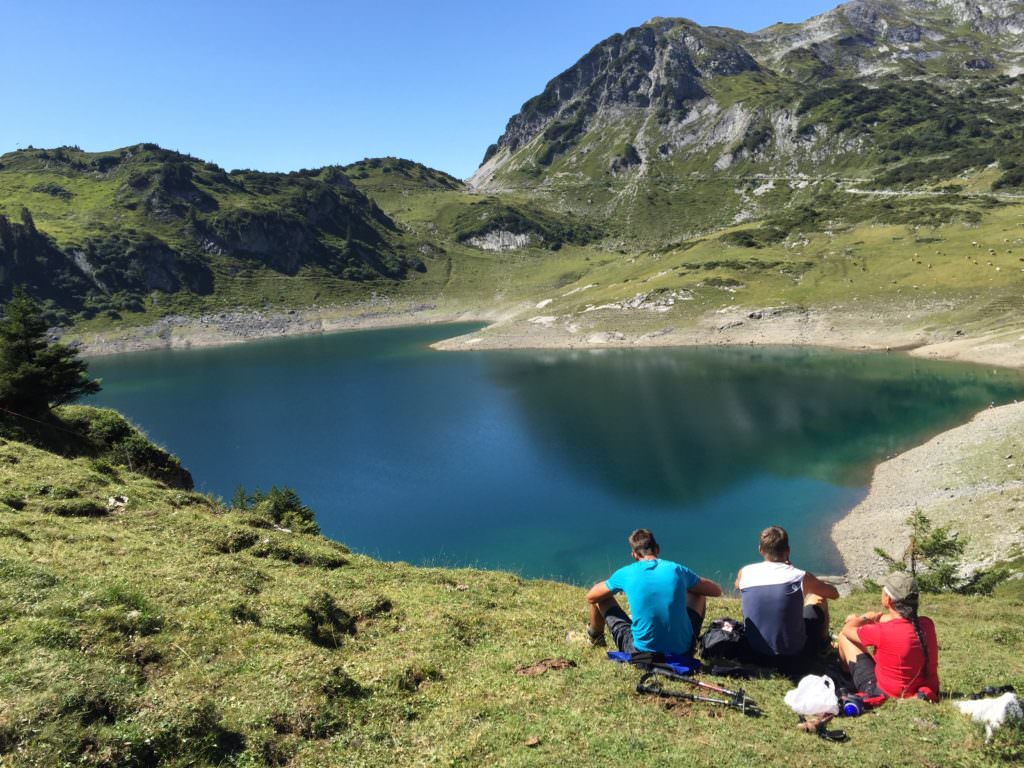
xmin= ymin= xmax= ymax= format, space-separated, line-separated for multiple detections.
xmin=875 ymin=509 xmax=967 ymax=593
xmin=0 ymin=288 xmax=100 ymax=416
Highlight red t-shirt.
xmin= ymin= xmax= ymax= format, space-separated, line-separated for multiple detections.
xmin=856 ymin=616 xmax=939 ymax=699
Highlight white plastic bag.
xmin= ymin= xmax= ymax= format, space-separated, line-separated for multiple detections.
xmin=784 ymin=674 xmax=840 ymax=716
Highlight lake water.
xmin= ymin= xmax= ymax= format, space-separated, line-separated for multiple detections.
xmin=86 ymin=324 xmax=1024 ymax=586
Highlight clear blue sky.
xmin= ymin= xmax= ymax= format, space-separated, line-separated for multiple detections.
xmin=1 ymin=1 xmax=839 ymax=179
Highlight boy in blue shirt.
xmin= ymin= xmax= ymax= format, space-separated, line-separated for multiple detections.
xmin=584 ymin=528 xmax=722 ymax=654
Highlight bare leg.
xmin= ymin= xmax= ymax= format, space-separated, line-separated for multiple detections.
xmin=837 ymin=631 xmax=869 ymax=667
xmin=588 ymin=595 xmax=620 ymax=635
xmin=805 ymin=593 xmax=830 ymax=640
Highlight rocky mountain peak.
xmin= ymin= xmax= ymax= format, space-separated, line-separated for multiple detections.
xmin=471 ymin=0 xmax=1024 ymax=193
xmin=498 ymin=19 xmax=759 ymax=150
xmin=472 ymin=18 xmax=760 ymax=187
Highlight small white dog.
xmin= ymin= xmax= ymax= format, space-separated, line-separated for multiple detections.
xmin=955 ymin=693 xmax=1022 ymax=741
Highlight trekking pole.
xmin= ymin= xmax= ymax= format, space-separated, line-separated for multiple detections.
xmin=650 ymin=666 xmax=745 ymax=697
xmin=637 ymin=670 xmax=762 ymax=717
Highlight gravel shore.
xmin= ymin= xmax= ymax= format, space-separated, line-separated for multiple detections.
xmin=832 ymin=402 xmax=1024 ymax=581
xmin=74 ymin=304 xmax=491 ymax=357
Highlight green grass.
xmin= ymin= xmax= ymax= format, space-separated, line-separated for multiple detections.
xmin=0 ymin=407 xmax=1021 ymax=766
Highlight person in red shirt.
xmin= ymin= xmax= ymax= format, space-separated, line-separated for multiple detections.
xmin=837 ymin=572 xmax=940 ymax=701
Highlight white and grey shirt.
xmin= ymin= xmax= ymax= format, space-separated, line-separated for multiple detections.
xmin=738 ymin=561 xmax=806 ymax=656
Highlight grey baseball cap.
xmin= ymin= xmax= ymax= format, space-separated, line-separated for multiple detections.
xmin=883 ymin=571 xmax=919 ymax=601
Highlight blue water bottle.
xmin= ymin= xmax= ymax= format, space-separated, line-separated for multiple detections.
xmin=840 ymin=694 xmax=864 ymax=717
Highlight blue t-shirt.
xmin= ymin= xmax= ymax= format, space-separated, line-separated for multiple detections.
xmin=605 ymin=558 xmax=700 ymax=654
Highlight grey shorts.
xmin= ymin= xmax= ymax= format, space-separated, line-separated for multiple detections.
xmin=601 ymin=601 xmax=703 ymax=656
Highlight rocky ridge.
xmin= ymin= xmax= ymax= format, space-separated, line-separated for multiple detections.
xmin=471 ymin=0 xmax=1024 ymax=224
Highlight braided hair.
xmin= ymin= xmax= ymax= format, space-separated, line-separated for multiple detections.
xmin=890 ymin=593 xmax=930 ymax=692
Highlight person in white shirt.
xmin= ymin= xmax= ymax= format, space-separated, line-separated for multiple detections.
xmin=735 ymin=525 xmax=839 ymax=664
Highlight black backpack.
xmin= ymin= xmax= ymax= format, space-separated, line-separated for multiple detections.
xmin=698 ymin=617 xmax=754 ymax=663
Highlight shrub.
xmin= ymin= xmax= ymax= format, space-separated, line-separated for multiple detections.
xmin=137 ymin=698 xmax=246 ymax=765
xmin=873 ymin=510 xmax=1008 ymax=593
xmin=323 ymin=666 xmax=367 ymax=700
xmin=46 ymin=485 xmax=79 ymax=499
xmin=53 ymin=405 xmax=193 ymax=489
xmin=719 ymin=231 xmax=761 ymax=248
xmin=97 ymin=584 xmax=163 ymax=637
xmin=0 ymin=525 xmax=30 ymax=542
xmin=228 ymin=601 xmax=261 ymax=625
xmin=234 ymin=485 xmax=319 ymax=534
xmin=392 ymin=665 xmax=443 ymax=692
xmin=993 ymin=167 xmax=1024 ymax=190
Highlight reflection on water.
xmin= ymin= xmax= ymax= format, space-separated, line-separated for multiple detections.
xmin=87 ymin=327 xmax=1024 ymax=585
xmin=486 ymin=346 xmax=1017 ymax=505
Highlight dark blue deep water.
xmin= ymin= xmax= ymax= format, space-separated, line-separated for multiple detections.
xmin=87 ymin=324 xmax=1024 ymax=585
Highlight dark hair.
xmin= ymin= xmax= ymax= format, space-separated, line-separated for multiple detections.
xmin=890 ymin=594 xmax=930 ymax=692
xmin=628 ymin=528 xmax=659 ymax=556
xmin=759 ymin=526 xmax=790 ymax=562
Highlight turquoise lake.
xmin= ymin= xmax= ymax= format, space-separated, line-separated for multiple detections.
xmin=86 ymin=323 xmax=1024 ymax=586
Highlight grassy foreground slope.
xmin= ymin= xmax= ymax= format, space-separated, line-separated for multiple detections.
xmin=1 ymin=408 xmax=1022 ymax=766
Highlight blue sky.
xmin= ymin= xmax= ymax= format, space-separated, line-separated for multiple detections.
xmin=1 ymin=1 xmax=839 ymax=179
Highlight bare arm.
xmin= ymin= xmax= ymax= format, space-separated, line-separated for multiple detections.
xmin=734 ymin=567 xmax=743 ymax=591
xmin=840 ymin=613 xmax=879 ymax=647
xmin=689 ymin=577 xmax=723 ymax=598
xmin=803 ymin=572 xmax=840 ymax=601
xmin=586 ymin=580 xmax=613 ymax=604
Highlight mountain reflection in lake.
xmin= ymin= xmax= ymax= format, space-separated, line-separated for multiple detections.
xmin=87 ymin=325 xmax=1024 ymax=585
xmin=485 ymin=346 xmax=1011 ymax=505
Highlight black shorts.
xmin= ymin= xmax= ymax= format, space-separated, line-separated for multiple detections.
xmin=601 ymin=602 xmax=704 ymax=656
xmin=847 ymin=655 xmax=885 ymax=698
xmin=802 ymin=603 xmax=827 ymax=656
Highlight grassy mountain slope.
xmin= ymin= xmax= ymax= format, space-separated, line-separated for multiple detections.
xmin=0 ymin=406 xmax=1021 ymax=766
xmin=0 ymin=145 xmax=426 ymax=324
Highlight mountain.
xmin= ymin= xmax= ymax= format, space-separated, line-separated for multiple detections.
xmin=471 ymin=1 xmax=1024 ymax=244
xmin=0 ymin=145 xmax=427 ymax=322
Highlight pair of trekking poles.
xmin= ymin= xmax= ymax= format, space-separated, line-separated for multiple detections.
xmin=635 ymin=666 xmax=762 ymax=717
xmin=635 ymin=665 xmax=853 ymax=741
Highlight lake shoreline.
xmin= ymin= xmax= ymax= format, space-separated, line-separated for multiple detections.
xmin=72 ymin=303 xmax=496 ymax=358
xmin=73 ymin=302 xmax=1024 ymax=582
xmin=73 ymin=300 xmax=1024 ymax=369
xmin=832 ymin=401 xmax=1024 ymax=583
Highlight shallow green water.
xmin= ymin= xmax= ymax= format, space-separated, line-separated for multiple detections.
xmin=87 ymin=324 xmax=1024 ymax=585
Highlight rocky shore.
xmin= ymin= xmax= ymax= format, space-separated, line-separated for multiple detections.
xmin=74 ymin=303 xmax=488 ymax=356
xmin=832 ymin=401 xmax=1024 ymax=582
xmin=431 ymin=302 xmax=1024 ymax=369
